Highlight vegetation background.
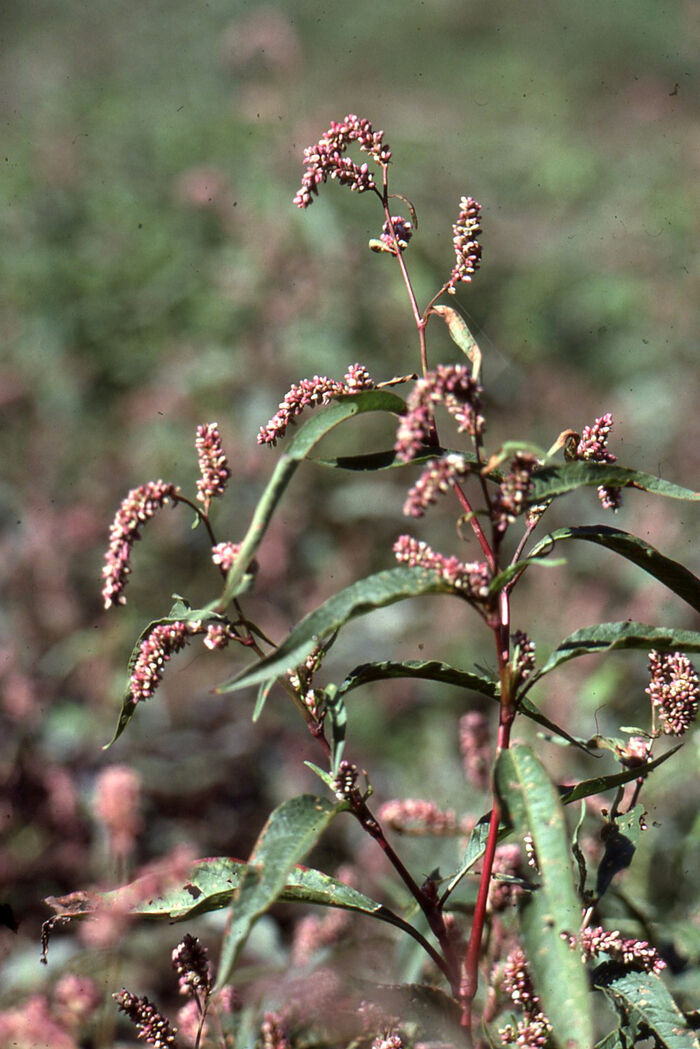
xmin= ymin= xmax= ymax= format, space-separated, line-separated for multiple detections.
xmin=1 ymin=0 xmax=698 ymax=1041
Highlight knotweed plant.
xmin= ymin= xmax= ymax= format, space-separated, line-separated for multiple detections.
xmin=43 ymin=115 xmax=700 ymax=1049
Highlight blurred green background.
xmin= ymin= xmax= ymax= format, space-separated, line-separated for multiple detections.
xmin=1 ymin=0 xmax=698 ymax=1040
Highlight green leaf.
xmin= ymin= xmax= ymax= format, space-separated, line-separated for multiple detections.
xmin=324 ymin=685 xmax=347 ymax=776
xmin=559 ymin=744 xmax=681 ymax=806
xmin=215 ymin=568 xmax=457 ymax=694
xmin=528 ymin=525 xmax=700 ymax=614
xmin=443 ymin=812 xmax=510 ymax=900
xmin=252 ymin=678 xmax=275 ymax=722
xmin=532 ymin=622 xmax=700 ymax=682
xmin=312 ymin=447 xmax=480 ymax=471
xmin=214 ymin=390 xmax=406 ymax=607
xmin=488 ymin=555 xmax=566 ymax=595
xmin=215 ymin=795 xmax=345 ymax=989
xmin=529 ymin=461 xmax=699 ymax=503
xmin=495 ymin=744 xmax=593 ymax=1049
xmin=594 ymin=967 xmax=700 ymax=1049
xmin=336 ymin=658 xmax=591 ymax=753
xmin=105 ymin=601 xmax=230 ymax=747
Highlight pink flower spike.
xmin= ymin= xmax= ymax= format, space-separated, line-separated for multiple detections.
xmin=447 ymin=196 xmax=483 ymax=292
xmin=102 ymin=481 xmax=180 ymax=610
xmin=575 ymin=412 xmax=622 ymax=510
xmin=403 ymin=453 xmax=469 ymax=517
xmin=212 ymin=541 xmax=242 ymax=572
xmin=293 ymin=114 xmax=391 ymax=209
xmin=195 ymin=423 xmax=231 ymax=511
xmin=646 ymin=650 xmax=699 ymax=736
xmin=393 ymin=534 xmax=490 ymax=600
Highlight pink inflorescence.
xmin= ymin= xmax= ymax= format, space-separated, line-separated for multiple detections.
xmin=195 ymin=423 xmax=231 ymax=511
xmin=257 ymin=364 xmax=374 ymax=446
xmin=578 ymin=926 xmax=665 ymax=974
xmin=102 ymin=481 xmax=180 ymax=610
xmin=393 ymin=535 xmax=490 ymax=600
xmin=378 ymin=215 xmax=413 ymax=254
xmin=459 ymin=711 xmax=491 ymax=790
xmin=394 ymin=364 xmax=484 ymax=463
xmin=294 ymin=114 xmax=391 ymax=209
xmin=113 ymin=990 xmax=177 ymax=1048
xmin=447 ymin=196 xmax=482 ymax=293
xmin=512 ymin=630 xmax=536 ymax=682
xmin=129 ymin=620 xmax=239 ymax=702
xmin=403 ymin=453 xmax=470 ymax=517
xmin=211 ymin=541 xmax=242 ymax=572
xmin=576 ymin=412 xmax=622 ymax=510
xmin=498 ymin=947 xmax=551 ymax=1049
xmin=171 ymin=934 xmax=211 ymax=999
xmin=377 ymin=798 xmax=458 ymax=836
xmin=492 ymin=452 xmax=540 ymax=532
xmin=646 ymin=650 xmax=699 ymax=736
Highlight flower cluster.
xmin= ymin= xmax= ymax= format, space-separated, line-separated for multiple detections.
xmin=294 ymin=114 xmax=391 ymax=209
xmin=129 ymin=619 xmax=240 ymax=702
xmin=578 ymin=926 xmax=665 ymax=974
xmin=211 ymin=541 xmax=242 ymax=572
xmin=261 ymin=1012 xmax=292 ymax=1049
xmin=403 ymin=453 xmax=470 ymax=517
xmin=497 ymin=948 xmax=551 ymax=1048
xmin=646 ymin=650 xmax=699 ymax=736
xmin=459 ymin=711 xmax=491 ymax=790
xmin=447 ymin=196 xmax=482 ymax=292
xmin=489 ymin=844 xmax=525 ymax=912
xmin=512 ymin=630 xmax=536 ymax=683
xmin=113 ymin=990 xmax=177 ymax=1048
xmin=172 ymin=933 xmax=212 ymax=999
xmin=377 ymin=798 xmax=458 ymax=836
xmin=102 ymin=481 xmax=180 ymax=609
xmin=257 ymin=364 xmax=374 ymax=446
xmin=374 ymin=215 xmax=414 ymax=254
xmin=333 ymin=759 xmax=360 ymax=801
xmin=393 ymin=535 xmax=490 ymax=600
xmin=195 ymin=422 xmax=231 ymax=512
xmin=394 ymin=364 xmax=484 ymax=462
xmin=492 ymin=452 xmax=540 ymax=532
xmin=575 ymin=412 xmax=622 ymax=510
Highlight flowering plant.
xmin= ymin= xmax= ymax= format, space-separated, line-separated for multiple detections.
xmin=43 ymin=115 xmax=700 ymax=1049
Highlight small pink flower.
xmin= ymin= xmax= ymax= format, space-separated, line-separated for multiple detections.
xmin=129 ymin=619 xmax=240 ymax=701
xmin=94 ymin=765 xmax=142 ymax=858
xmin=403 ymin=454 xmax=470 ymax=517
xmin=102 ymin=481 xmax=180 ymax=609
xmin=195 ymin=423 xmax=230 ymax=511
xmin=447 ymin=196 xmax=482 ymax=292
xmin=646 ymin=650 xmax=699 ymax=736
xmin=394 ymin=364 xmax=484 ymax=462
xmin=257 ymin=365 xmax=373 ymax=445
xmin=575 ymin=412 xmax=622 ymax=511
xmin=377 ymin=798 xmax=458 ymax=835
xmin=294 ymin=114 xmax=390 ymax=209
xmin=393 ymin=534 xmax=490 ymax=600
xmin=459 ymin=711 xmax=491 ymax=790
xmin=113 ymin=990 xmax=177 ymax=1048
xmin=492 ymin=453 xmax=540 ymax=532
xmin=579 ymin=926 xmax=665 ymax=974
xmin=376 ymin=215 xmax=413 ymax=254
xmin=172 ymin=934 xmax=211 ymax=999
xmin=211 ymin=541 xmax=242 ymax=572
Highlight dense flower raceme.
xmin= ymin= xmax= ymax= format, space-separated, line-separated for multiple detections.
xmin=294 ymin=114 xmax=391 ymax=209
xmin=403 ymin=453 xmax=470 ymax=517
xmin=574 ymin=411 xmax=622 ymax=510
xmin=129 ymin=619 xmax=242 ymax=703
xmin=376 ymin=798 xmax=459 ymax=836
xmin=257 ymin=364 xmax=375 ymax=446
xmin=102 ymin=480 xmax=180 ymax=609
xmin=113 ymin=990 xmax=177 ymax=1048
xmin=373 ymin=214 xmax=414 ymax=254
xmin=195 ymin=422 xmax=231 ymax=511
xmin=646 ymin=650 xmax=699 ymax=736
xmin=447 ymin=195 xmax=483 ymax=292
xmin=172 ymin=933 xmax=212 ymax=999
xmin=492 ymin=452 xmax=541 ymax=532
xmin=393 ymin=534 xmax=490 ymax=599
xmin=394 ymin=364 xmax=485 ymax=463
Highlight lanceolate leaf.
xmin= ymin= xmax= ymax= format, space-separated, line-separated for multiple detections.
xmin=312 ymin=447 xmax=480 ymax=471
xmin=559 ymin=744 xmax=681 ymax=806
xmin=214 ymin=390 xmax=406 ymax=608
xmin=529 ymin=461 xmax=699 ymax=503
xmin=495 ymin=744 xmax=593 ymax=1049
xmin=530 ymin=622 xmax=700 ymax=684
xmin=215 ymin=794 xmax=345 ymax=989
xmin=593 ymin=967 xmax=700 ymax=1049
xmin=488 ymin=556 xmax=565 ymax=596
xmin=215 ymin=568 xmax=456 ymax=694
xmin=528 ymin=525 xmax=700 ymax=614
xmin=336 ymin=658 xmax=590 ymax=752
